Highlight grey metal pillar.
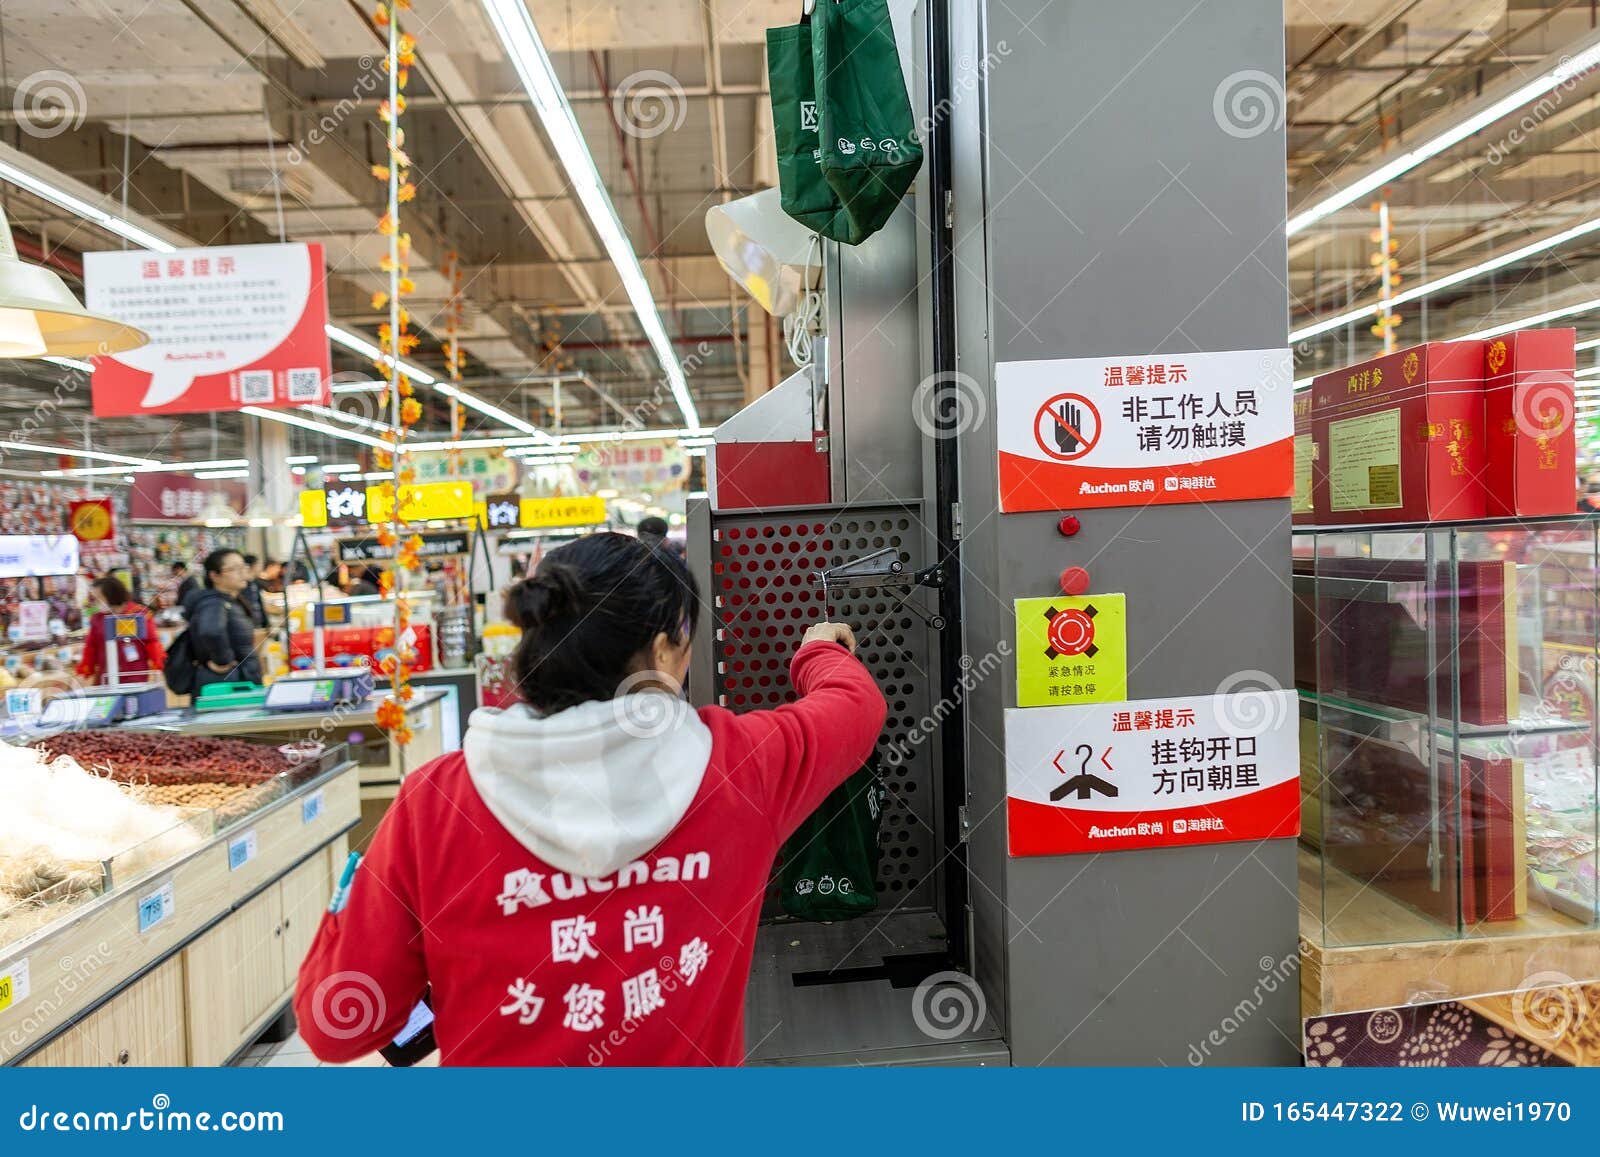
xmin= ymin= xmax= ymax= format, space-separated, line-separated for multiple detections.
xmin=246 ymin=415 xmax=294 ymax=561
xmin=950 ymin=0 xmax=1299 ymax=1065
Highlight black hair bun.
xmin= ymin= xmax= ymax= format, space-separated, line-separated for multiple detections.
xmin=506 ymin=563 xmax=585 ymax=630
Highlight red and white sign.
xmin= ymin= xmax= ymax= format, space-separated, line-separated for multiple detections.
xmin=129 ymin=472 xmax=247 ymax=523
xmin=84 ymin=242 xmax=332 ymax=417
xmin=997 ymin=347 xmax=1294 ymax=512
xmin=1005 ymin=689 xmax=1300 ymax=856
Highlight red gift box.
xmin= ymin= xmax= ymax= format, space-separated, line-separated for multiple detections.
xmin=1310 ymin=340 xmax=1486 ymax=524
xmin=1481 ymin=328 xmax=1576 ymax=518
xmin=289 ymin=624 xmax=433 ymax=672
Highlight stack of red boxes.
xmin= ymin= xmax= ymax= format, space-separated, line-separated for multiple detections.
xmin=1481 ymin=329 xmax=1577 ymax=517
xmin=288 ymin=624 xmax=434 ymax=672
xmin=1302 ymin=329 xmax=1575 ymax=525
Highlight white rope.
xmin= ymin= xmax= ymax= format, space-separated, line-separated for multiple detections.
xmin=784 ymin=231 xmax=823 ymax=368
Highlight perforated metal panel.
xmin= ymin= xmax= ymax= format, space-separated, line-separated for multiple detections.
xmin=709 ymin=503 xmax=939 ymax=910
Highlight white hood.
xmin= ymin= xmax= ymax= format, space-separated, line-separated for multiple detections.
xmin=462 ymin=694 xmax=713 ymax=878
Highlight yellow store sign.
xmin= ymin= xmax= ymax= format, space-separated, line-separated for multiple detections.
xmin=520 ymin=495 xmax=609 ymax=529
xmin=299 ymin=481 xmax=475 ymax=528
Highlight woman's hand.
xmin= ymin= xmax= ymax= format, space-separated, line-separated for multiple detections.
xmin=802 ymin=621 xmax=858 ymax=653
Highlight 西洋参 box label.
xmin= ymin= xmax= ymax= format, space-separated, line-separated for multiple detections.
xmin=1292 ymin=433 xmax=1314 ymax=514
xmin=1328 ymin=409 xmax=1402 ymax=511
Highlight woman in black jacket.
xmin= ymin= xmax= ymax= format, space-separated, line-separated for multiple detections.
xmin=181 ymin=549 xmax=263 ymax=689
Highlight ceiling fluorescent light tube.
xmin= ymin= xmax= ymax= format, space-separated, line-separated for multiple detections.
xmin=479 ymin=0 xmax=699 ymax=429
xmin=1287 ymin=37 xmax=1600 ymax=237
xmin=241 ymin=405 xmax=391 ymax=450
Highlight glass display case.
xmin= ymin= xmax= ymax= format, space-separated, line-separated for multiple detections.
xmin=1294 ymin=516 xmax=1600 ymax=948
xmin=0 ymin=738 xmax=350 ymax=956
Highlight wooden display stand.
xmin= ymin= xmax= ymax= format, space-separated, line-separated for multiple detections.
xmin=1298 ymin=847 xmax=1600 ymax=1020
xmin=1 ymin=763 xmax=360 ymax=1066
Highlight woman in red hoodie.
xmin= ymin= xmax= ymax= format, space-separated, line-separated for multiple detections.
xmin=75 ymin=575 xmax=165 ymax=685
xmin=295 ymin=531 xmax=886 ymax=1066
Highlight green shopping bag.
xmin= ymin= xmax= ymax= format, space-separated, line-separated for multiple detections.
xmin=767 ymin=20 xmax=866 ymax=244
xmin=779 ymin=755 xmax=888 ymax=921
xmin=813 ymin=0 xmax=924 ymax=241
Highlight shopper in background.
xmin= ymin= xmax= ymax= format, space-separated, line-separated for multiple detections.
xmin=296 ymin=532 xmax=885 ymax=1066
xmin=181 ymin=549 xmax=263 ymax=691
xmin=1578 ymin=473 xmax=1600 ymax=513
xmin=258 ymin=558 xmax=286 ymax=594
xmin=636 ymin=514 xmax=682 ymax=556
xmin=75 ymin=576 xmax=165 ymax=686
xmin=169 ymin=561 xmax=199 ymax=608
xmin=343 ymin=566 xmax=381 ymax=598
xmin=239 ymin=553 xmax=269 ymax=629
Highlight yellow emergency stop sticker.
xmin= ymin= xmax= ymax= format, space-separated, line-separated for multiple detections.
xmin=1014 ymin=593 xmax=1127 ymax=708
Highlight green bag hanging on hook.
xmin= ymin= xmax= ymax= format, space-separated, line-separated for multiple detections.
xmin=778 ymin=754 xmax=888 ymax=921
xmin=767 ymin=17 xmax=867 ymax=244
xmin=812 ymin=0 xmax=924 ymax=241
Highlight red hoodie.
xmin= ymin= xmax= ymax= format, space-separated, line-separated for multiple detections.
xmin=295 ymin=640 xmax=886 ymax=1066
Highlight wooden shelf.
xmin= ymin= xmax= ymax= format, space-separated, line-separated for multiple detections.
xmin=1 ymin=762 xmax=360 ymax=1065
xmin=1299 ymin=846 xmax=1600 ymax=1018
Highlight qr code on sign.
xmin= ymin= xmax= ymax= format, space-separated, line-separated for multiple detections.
xmin=239 ymin=370 xmax=273 ymax=403
xmin=287 ymin=367 xmax=323 ymax=401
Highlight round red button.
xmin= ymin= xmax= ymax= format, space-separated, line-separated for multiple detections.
xmin=1059 ymin=566 xmax=1090 ymax=596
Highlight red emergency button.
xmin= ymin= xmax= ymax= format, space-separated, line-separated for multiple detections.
xmin=1057 ymin=515 xmax=1080 ymax=537
xmin=1059 ymin=566 xmax=1090 ymax=596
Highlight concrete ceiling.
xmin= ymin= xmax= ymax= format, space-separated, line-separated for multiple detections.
xmin=1286 ymin=0 xmax=1600 ymax=381
xmin=0 ymin=0 xmax=794 ymax=466
xmin=8 ymin=1 xmax=1600 ymax=464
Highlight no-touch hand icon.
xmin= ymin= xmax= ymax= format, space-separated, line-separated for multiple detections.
xmin=1033 ymin=392 xmax=1100 ymax=462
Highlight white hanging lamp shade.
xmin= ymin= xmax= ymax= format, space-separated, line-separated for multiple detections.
xmin=0 ymin=203 xmax=148 ymax=357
